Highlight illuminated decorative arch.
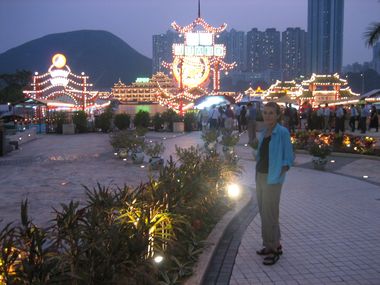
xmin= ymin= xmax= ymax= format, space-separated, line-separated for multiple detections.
xmin=23 ymin=54 xmax=105 ymax=111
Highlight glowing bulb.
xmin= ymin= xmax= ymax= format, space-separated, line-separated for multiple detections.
xmin=52 ymin=53 xmax=66 ymax=68
xmin=363 ymin=175 xmax=369 ymax=179
xmin=227 ymin=183 xmax=241 ymax=199
xmin=154 ymin=255 xmax=164 ymax=263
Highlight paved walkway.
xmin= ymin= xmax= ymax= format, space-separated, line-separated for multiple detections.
xmin=1 ymin=131 xmax=380 ymax=284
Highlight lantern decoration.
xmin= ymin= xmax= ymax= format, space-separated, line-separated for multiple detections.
xmin=23 ymin=54 xmax=109 ymax=112
xmin=162 ymin=6 xmax=236 ymax=114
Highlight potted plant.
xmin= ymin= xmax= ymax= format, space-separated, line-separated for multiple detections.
xmin=110 ymin=130 xmax=134 ymax=159
xmin=220 ymin=131 xmax=239 ymax=161
xmin=309 ymin=142 xmax=331 ymax=170
xmin=201 ymin=129 xmax=218 ymax=153
xmin=110 ymin=130 xmax=145 ymax=163
xmin=130 ymin=133 xmax=145 ymax=164
xmin=144 ymin=141 xmax=165 ymax=170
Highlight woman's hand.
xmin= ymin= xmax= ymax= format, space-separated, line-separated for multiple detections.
xmin=281 ymin=165 xmax=289 ymax=176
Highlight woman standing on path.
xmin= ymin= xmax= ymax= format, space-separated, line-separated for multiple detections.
xmin=255 ymin=102 xmax=294 ymax=266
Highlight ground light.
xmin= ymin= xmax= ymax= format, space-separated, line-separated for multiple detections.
xmin=154 ymin=255 xmax=164 ymax=264
xmin=227 ymin=183 xmax=241 ymax=199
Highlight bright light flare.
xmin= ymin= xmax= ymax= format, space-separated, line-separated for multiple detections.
xmin=227 ymin=183 xmax=241 ymax=199
xmin=154 ymin=255 xmax=164 ymax=264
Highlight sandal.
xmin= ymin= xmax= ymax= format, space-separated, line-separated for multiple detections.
xmin=256 ymin=248 xmax=273 ymax=255
xmin=256 ymin=245 xmax=283 ymax=256
xmin=263 ymin=252 xmax=280 ymax=266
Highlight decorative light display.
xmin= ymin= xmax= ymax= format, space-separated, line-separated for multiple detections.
xmin=52 ymin=53 xmax=67 ymax=68
xmin=300 ymin=73 xmax=359 ymax=108
xmin=23 ymin=53 xmax=109 ymax=112
xmin=162 ymin=12 xmax=236 ymax=114
xmin=172 ymin=56 xmax=210 ymax=88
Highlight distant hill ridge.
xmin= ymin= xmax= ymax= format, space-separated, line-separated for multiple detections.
xmin=0 ymin=30 xmax=152 ymax=89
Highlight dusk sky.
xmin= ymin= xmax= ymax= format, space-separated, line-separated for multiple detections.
xmin=0 ymin=0 xmax=379 ymax=66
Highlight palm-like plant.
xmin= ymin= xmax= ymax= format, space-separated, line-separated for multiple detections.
xmin=365 ymin=22 xmax=380 ymax=47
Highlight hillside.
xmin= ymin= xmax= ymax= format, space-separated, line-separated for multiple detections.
xmin=0 ymin=30 xmax=152 ymax=89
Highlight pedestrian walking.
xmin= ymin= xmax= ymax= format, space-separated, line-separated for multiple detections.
xmin=323 ymin=103 xmax=331 ymax=132
xmin=334 ymin=105 xmax=345 ymax=134
xmin=349 ymin=105 xmax=358 ymax=132
xmin=369 ymin=105 xmax=378 ymax=132
xmin=359 ymin=104 xmax=369 ymax=133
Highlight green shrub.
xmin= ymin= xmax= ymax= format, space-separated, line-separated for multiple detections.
xmin=0 ymin=145 xmax=242 ymax=284
xmin=73 ymin=110 xmax=88 ymax=133
xmin=144 ymin=141 xmax=165 ymax=157
xmin=152 ymin=113 xmax=164 ymax=131
xmin=184 ymin=112 xmax=197 ymax=132
xmin=161 ymin=109 xmax=180 ymax=131
xmin=50 ymin=111 xmax=67 ymax=134
xmin=95 ymin=107 xmax=113 ymax=132
xmin=133 ymin=110 xmax=150 ymax=128
xmin=114 ymin=113 xmax=131 ymax=130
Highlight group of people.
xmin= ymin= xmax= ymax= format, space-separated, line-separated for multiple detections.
xmin=302 ymin=103 xmax=379 ymax=134
xmin=198 ymin=102 xmax=259 ymax=144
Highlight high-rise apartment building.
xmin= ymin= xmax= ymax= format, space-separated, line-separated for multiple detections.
xmin=307 ymin=0 xmax=344 ymax=75
xmin=282 ymin=28 xmax=307 ymax=80
xmin=246 ymin=28 xmax=281 ymax=82
xmin=152 ymin=30 xmax=181 ymax=74
xmin=218 ymin=29 xmax=247 ymax=72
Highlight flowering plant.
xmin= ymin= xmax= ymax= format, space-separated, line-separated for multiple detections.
xmin=308 ymin=143 xmax=331 ymax=158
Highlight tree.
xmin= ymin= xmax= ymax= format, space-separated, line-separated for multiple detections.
xmin=365 ymin=22 xmax=380 ymax=47
xmin=0 ymin=70 xmax=32 ymax=104
xmin=73 ymin=111 xmax=88 ymax=133
xmin=133 ymin=110 xmax=150 ymax=128
xmin=95 ymin=106 xmax=113 ymax=132
xmin=114 ymin=113 xmax=131 ymax=130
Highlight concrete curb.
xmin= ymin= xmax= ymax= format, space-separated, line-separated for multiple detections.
xmin=184 ymin=184 xmax=252 ymax=285
xmin=295 ymin=149 xmax=380 ymax=161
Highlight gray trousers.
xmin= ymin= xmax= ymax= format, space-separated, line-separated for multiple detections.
xmin=247 ymin=120 xmax=256 ymax=144
xmin=256 ymin=172 xmax=282 ymax=251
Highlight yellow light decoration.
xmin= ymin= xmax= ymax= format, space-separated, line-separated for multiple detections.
xmin=52 ymin=53 xmax=66 ymax=68
xmin=172 ymin=56 xmax=210 ymax=88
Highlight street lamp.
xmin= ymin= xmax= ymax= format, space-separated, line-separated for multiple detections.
xmin=360 ymin=73 xmax=365 ymax=95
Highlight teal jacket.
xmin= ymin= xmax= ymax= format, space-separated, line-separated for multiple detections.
xmin=257 ymin=123 xmax=294 ymax=184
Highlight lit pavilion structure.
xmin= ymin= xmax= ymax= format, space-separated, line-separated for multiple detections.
xmin=23 ymin=54 xmax=109 ymax=112
xmin=111 ymin=72 xmax=179 ymax=103
xmin=263 ymin=80 xmax=302 ymax=105
xmin=162 ymin=0 xmax=236 ymax=114
xmin=299 ymin=73 xmax=359 ymax=107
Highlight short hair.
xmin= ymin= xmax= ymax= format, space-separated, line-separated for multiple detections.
xmin=264 ymin=101 xmax=281 ymax=115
